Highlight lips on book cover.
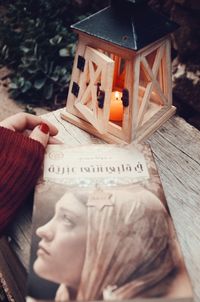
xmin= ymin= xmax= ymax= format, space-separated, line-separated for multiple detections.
xmin=26 ymin=144 xmax=193 ymax=302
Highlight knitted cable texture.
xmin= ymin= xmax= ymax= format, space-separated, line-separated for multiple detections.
xmin=0 ymin=126 xmax=45 ymax=234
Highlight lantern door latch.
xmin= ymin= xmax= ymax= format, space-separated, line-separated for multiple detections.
xmin=122 ymin=88 xmax=129 ymax=107
xmin=71 ymin=82 xmax=80 ymax=97
xmin=77 ymin=55 xmax=85 ymax=72
xmin=97 ymin=90 xmax=105 ymax=109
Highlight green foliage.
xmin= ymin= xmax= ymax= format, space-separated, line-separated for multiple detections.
xmin=0 ymin=0 xmax=108 ymax=107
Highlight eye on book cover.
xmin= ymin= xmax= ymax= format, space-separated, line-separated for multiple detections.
xmin=26 ymin=144 xmax=193 ymax=302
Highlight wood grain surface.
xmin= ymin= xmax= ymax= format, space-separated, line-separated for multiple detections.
xmin=149 ymin=117 xmax=200 ymax=301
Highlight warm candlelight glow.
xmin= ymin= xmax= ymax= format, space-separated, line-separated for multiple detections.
xmin=109 ymin=91 xmax=123 ymax=122
xmin=139 ymin=85 xmax=161 ymax=105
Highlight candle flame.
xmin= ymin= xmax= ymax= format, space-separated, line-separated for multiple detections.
xmin=115 ymin=91 xmax=120 ymax=100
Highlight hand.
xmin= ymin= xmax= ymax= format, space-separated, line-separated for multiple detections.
xmin=0 ymin=112 xmax=59 ymax=148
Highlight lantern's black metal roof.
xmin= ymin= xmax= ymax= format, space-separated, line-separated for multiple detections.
xmin=71 ymin=4 xmax=179 ymax=51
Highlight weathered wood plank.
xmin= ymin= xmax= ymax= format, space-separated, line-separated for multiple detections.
xmin=6 ymin=198 xmax=33 ymax=271
xmin=0 ymin=237 xmax=27 ymax=301
xmin=148 ymin=116 xmax=200 ymax=301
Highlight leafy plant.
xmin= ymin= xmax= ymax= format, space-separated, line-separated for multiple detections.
xmin=0 ymin=0 xmax=108 ymax=107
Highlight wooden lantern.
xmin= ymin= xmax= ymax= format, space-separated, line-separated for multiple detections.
xmin=61 ymin=0 xmax=178 ymax=143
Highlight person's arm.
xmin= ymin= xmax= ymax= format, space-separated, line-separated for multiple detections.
xmin=0 ymin=112 xmax=58 ymax=234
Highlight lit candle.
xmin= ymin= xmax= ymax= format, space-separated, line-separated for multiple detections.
xmin=109 ymin=91 xmax=123 ymax=122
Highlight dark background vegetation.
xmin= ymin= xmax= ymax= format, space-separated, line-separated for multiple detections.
xmin=0 ymin=0 xmax=199 ymax=128
xmin=0 ymin=0 xmax=108 ymax=107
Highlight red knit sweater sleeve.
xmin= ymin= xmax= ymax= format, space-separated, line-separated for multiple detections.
xmin=0 ymin=126 xmax=45 ymax=234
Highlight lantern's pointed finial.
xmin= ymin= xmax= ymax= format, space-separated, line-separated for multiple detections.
xmin=110 ymin=0 xmax=148 ymax=15
xmin=111 ymin=0 xmax=148 ymax=9
xmin=111 ymin=0 xmax=147 ymax=4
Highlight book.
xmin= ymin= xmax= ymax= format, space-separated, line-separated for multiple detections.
xmin=26 ymin=143 xmax=193 ymax=301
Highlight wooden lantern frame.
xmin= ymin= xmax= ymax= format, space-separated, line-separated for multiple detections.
xmin=61 ymin=32 xmax=175 ymax=144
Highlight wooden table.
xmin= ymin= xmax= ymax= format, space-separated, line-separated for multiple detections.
xmin=0 ymin=108 xmax=200 ymax=302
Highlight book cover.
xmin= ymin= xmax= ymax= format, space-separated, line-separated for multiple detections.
xmin=26 ymin=143 xmax=193 ymax=302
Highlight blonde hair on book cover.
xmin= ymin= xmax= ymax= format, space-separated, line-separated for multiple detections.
xmin=69 ymin=185 xmax=178 ymax=300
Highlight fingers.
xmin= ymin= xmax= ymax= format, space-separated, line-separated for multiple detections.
xmin=0 ymin=112 xmax=61 ymax=148
xmin=29 ymin=123 xmax=50 ymax=148
xmin=0 ymin=112 xmax=58 ymax=136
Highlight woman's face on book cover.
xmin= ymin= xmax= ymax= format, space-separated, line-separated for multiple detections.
xmin=33 ymin=192 xmax=87 ymax=289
